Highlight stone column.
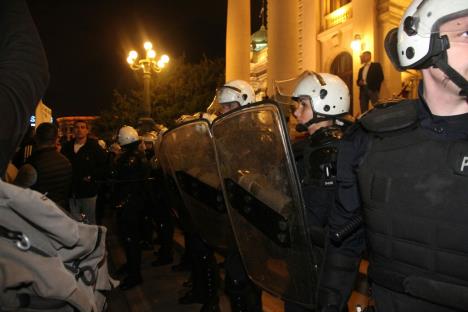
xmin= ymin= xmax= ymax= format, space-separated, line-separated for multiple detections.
xmin=267 ymin=0 xmax=299 ymax=97
xmin=300 ymin=0 xmax=320 ymax=72
xmin=226 ymin=0 xmax=251 ymax=82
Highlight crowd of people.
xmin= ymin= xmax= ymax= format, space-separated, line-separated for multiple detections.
xmin=1 ymin=0 xmax=467 ymax=312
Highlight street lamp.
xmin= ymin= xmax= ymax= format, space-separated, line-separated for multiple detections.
xmin=127 ymin=41 xmax=169 ymax=122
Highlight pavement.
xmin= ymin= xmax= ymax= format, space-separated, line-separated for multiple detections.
xmin=105 ymin=221 xmax=285 ymax=312
xmin=104 ymin=211 xmax=367 ymax=312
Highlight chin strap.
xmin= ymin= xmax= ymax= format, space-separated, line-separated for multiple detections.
xmin=295 ymin=116 xmax=335 ymax=133
xmin=295 ymin=119 xmax=316 ymax=132
xmin=433 ymin=54 xmax=468 ymax=98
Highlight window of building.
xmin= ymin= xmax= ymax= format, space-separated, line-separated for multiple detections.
xmin=325 ymin=0 xmax=351 ymax=15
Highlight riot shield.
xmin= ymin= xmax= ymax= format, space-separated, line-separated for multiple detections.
xmin=163 ymin=119 xmax=230 ymax=251
xmin=212 ymin=101 xmax=318 ymax=307
xmin=158 ymin=131 xmax=194 ymax=233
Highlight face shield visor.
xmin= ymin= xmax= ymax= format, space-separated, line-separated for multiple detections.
xmin=206 ymin=95 xmax=222 ymax=115
xmin=215 ymin=86 xmax=245 ymax=114
xmin=274 ymin=72 xmax=313 ymax=115
xmin=216 ymin=86 xmax=243 ymax=106
xmin=406 ymin=0 xmax=468 ymax=43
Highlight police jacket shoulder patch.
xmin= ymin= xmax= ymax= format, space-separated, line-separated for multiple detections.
xmin=359 ymin=99 xmax=419 ymax=133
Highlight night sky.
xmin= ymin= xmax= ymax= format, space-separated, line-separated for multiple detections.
xmin=27 ymin=0 xmax=262 ymax=117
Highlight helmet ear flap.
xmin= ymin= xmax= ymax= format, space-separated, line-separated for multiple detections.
xmin=385 ymin=27 xmax=404 ymax=71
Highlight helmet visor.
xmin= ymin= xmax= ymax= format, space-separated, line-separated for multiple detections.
xmin=438 ymin=15 xmax=468 ymax=44
xmin=207 ymin=96 xmax=222 ymax=115
xmin=409 ymin=1 xmax=468 ymax=43
xmin=216 ymin=86 xmax=242 ymax=105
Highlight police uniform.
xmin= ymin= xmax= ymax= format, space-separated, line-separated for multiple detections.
xmin=113 ymin=141 xmax=150 ymax=289
xmin=319 ymin=91 xmax=468 ymax=312
xmin=285 ymin=125 xmax=344 ymax=312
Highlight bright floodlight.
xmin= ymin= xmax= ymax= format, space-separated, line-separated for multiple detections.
xmin=129 ymin=50 xmax=138 ymax=59
xmin=148 ymin=50 xmax=156 ymax=59
xmin=144 ymin=41 xmax=153 ymax=51
xmin=161 ymin=54 xmax=169 ymax=63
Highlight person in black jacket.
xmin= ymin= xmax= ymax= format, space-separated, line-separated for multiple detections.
xmin=318 ymin=1 xmax=468 ymax=311
xmin=284 ymin=72 xmax=351 ymax=312
xmin=61 ymin=120 xmax=107 ymax=224
xmin=357 ymin=51 xmax=384 ymax=114
xmin=0 ymin=0 xmax=49 ymax=178
xmin=15 ymin=122 xmax=72 ymax=209
xmin=113 ymin=125 xmax=151 ymax=290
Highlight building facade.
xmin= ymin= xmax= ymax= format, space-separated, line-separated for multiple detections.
xmin=229 ymin=0 xmax=419 ymax=116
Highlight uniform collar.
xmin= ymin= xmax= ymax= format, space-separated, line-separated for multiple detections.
xmin=418 ymin=83 xmax=468 ymax=139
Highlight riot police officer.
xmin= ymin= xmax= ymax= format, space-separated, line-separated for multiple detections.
xmin=178 ymin=80 xmax=263 ymax=312
xmin=286 ymin=72 xmax=351 ymax=312
xmin=217 ymin=80 xmax=263 ymax=312
xmin=148 ymin=128 xmax=176 ymax=267
xmin=113 ymin=125 xmax=151 ymax=290
xmin=318 ymin=1 xmax=468 ymax=311
xmin=139 ymin=131 xmax=158 ymax=251
xmin=291 ymin=72 xmax=351 ymax=226
xmin=141 ymin=131 xmax=157 ymax=160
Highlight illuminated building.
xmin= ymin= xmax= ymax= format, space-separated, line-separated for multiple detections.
xmin=228 ymin=0 xmax=418 ymax=116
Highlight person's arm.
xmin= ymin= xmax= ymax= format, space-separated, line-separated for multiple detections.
xmin=356 ymin=68 xmax=363 ymax=87
xmin=0 ymin=0 xmax=49 ymax=177
xmin=376 ymin=62 xmax=384 ymax=84
xmin=317 ymin=126 xmax=368 ymax=312
xmin=93 ymin=140 xmax=110 ymax=181
xmin=14 ymin=163 xmax=37 ymax=188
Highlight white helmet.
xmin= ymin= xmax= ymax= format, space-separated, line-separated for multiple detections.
xmin=385 ymin=0 xmax=468 ymax=96
xmin=118 ymin=125 xmax=139 ymax=146
xmin=216 ymin=80 xmax=255 ymax=107
xmin=142 ymin=131 xmax=157 ymax=144
xmin=292 ymin=72 xmax=350 ymax=117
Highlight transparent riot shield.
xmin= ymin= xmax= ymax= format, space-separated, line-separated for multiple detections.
xmin=212 ymin=101 xmax=318 ymax=307
xmin=163 ymin=120 xmax=230 ymax=251
xmin=158 ymin=131 xmax=194 ymax=233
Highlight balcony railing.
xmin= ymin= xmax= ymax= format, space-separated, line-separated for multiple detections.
xmin=324 ymin=2 xmax=353 ymax=30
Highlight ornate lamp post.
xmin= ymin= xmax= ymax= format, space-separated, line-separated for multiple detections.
xmin=127 ymin=41 xmax=169 ymax=124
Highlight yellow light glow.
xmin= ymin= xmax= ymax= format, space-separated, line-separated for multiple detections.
xmin=127 ymin=56 xmax=135 ymax=65
xmin=148 ymin=50 xmax=156 ymax=59
xmin=351 ymin=35 xmax=362 ymax=52
xmin=331 ymin=7 xmax=347 ymax=19
xmin=144 ymin=41 xmax=153 ymax=51
xmin=129 ymin=50 xmax=138 ymax=59
xmin=161 ymin=54 xmax=169 ymax=63
xmin=157 ymin=60 xmax=166 ymax=68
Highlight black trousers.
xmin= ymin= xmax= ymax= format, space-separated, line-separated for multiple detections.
xmin=225 ymin=249 xmax=262 ymax=312
xmin=117 ymin=202 xmax=143 ymax=280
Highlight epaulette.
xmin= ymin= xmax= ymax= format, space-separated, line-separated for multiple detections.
xmin=359 ymin=99 xmax=419 ymax=133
